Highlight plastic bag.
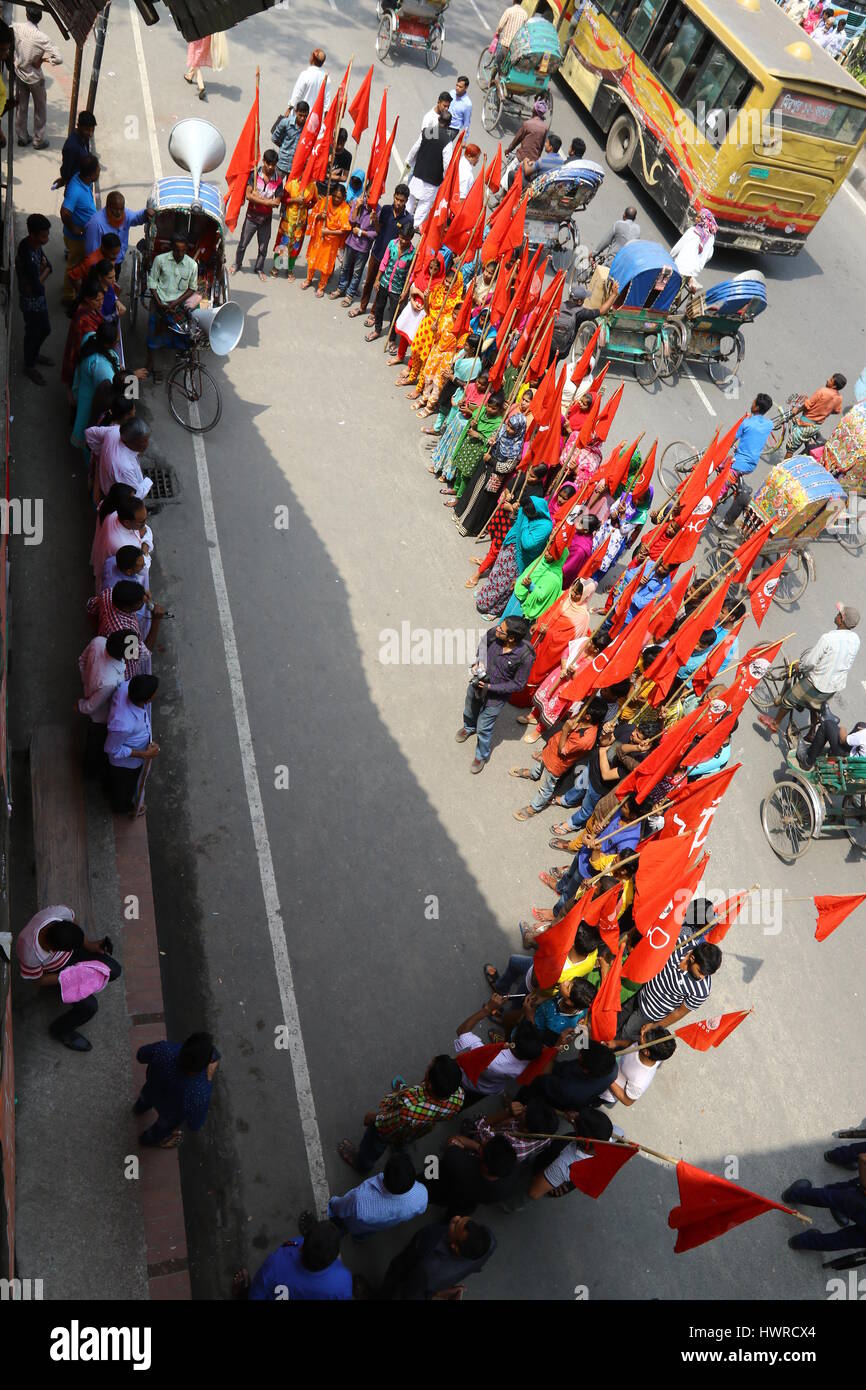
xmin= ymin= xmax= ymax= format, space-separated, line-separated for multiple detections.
xmin=211 ymin=31 xmax=229 ymax=71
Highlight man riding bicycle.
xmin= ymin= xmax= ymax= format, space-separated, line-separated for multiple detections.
xmin=785 ymin=372 xmax=847 ymax=456
xmin=757 ymin=604 xmax=861 ymax=740
xmin=716 ymin=393 xmax=774 ymax=530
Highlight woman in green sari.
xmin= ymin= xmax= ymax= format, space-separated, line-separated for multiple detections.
xmin=443 ymin=389 xmax=505 ymax=509
xmin=502 ymin=536 xmax=569 ymax=621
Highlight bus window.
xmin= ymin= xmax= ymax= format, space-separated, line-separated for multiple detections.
xmin=657 ymin=15 xmax=706 ymax=92
xmin=626 ymin=0 xmax=667 ymax=52
xmin=686 ymin=44 xmax=738 ymax=111
xmin=643 ymin=0 xmax=684 ymax=68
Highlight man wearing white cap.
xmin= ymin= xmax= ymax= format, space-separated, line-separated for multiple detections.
xmin=758 ymin=604 xmax=860 ymax=736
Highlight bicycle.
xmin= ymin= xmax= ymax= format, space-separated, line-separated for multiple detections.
xmin=165 ymin=312 xmax=222 ymax=434
xmin=749 ymin=658 xmax=825 ymax=746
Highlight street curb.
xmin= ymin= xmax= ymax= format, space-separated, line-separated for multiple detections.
xmin=115 ymin=814 xmax=191 ymax=1301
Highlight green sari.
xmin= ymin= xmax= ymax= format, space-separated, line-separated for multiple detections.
xmin=451 ymin=405 xmax=504 ymax=497
xmin=503 ymin=549 xmax=569 ymax=621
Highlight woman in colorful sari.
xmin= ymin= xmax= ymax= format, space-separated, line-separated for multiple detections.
xmin=70 ymin=320 xmax=122 ymax=450
xmin=529 ymin=629 xmax=608 ymax=737
xmin=62 ymin=277 xmax=105 ymax=387
xmin=512 ymin=577 xmax=597 ymax=709
xmin=502 ymin=535 xmax=569 ymax=622
xmin=424 ymin=336 xmax=482 ymax=442
xmin=413 ymin=302 xmax=465 ymax=417
xmin=618 ymin=482 xmax=653 ymax=549
xmin=560 ymin=510 xmax=601 ymax=587
xmin=272 ymin=174 xmax=317 ymax=280
xmin=445 ymin=391 xmax=505 ymax=507
xmin=475 ymin=494 xmax=552 ymax=619
xmin=434 ymin=371 xmax=488 ymax=483
xmin=465 ymin=467 xmax=549 ymax=589
xmin=302 ymin=185 xmax=351 ymax=296
xmin=457 ymin=411 xmax=527 ymax=535
xmin=398 ymin=265 xmax=463 ymax=388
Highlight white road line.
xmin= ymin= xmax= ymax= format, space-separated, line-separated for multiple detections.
xmin=682 ymin=363 xmax=717 ymax=418
xmin=129 ymin=0 xmax=330 ymax=1215
xmin=841 ymin=178 xmax=866 ymax=221
xmin=327 ymin=0 xmax=337 ymax=10
xmin=469 ymin=0 xmax=491 ymax=31
xmin=128 ymin=0 xmax=163 ymax=180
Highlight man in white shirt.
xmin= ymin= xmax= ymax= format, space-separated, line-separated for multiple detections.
xmin=601 ymin=1024 xmax=676 ymax=1106
xmin=290 ymin=48 xmax=331 ymax=112
xmin=443 ymin=139 xmax=481 ymax=200
xmin=11 ymin=5 xmax=62 ymax=148
xmin=86 ymin=418 xmax=153 ymax=501
xmin=404 ymin=95 xmax=456 ymax=229
xmin=453 ymin=998 xmax=544 ymax=1107
xmin=528 ymin=1107 xmax=617 ymax=1199
xmin=759 ymin=604 xmax=861 ymax=735
xmin=78 ymin=629 xmax=137 ymax=772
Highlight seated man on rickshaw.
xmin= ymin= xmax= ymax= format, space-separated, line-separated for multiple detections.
xmin=145 ymin=230 xmax=200 ymax=381
xmin=791 ymin=710 xmax=866 ymax=772
xmin=757 ymin=604 xmax=861 ymax=739
xmin=491 ymin=2 xmax=529 ymax=74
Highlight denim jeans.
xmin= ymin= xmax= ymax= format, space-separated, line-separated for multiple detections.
xmin=530 ymin=766 xmax=559 ymax=812
xmin=462 ymin=684 xmax=506 ymax=763
xmin=567 ymin=779 xmax=602 ymax=830
xmin=553 ymin=854 xmax=585 ymax=918
xmin=561 ymin=765 xmax=590 ymax=808
xmin=493 ymin=953 xmax=534 ymax=998
xmin=786 ymin=1178 xmax=866 ymax=1251
xmin=338 ymin=244 xmax=371 ymax=299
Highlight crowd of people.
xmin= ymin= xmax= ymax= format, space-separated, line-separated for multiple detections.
xmin=10 ymin=15 xmax=866 ymax=1298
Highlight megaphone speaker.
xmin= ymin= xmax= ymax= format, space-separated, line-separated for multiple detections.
xmin=168 ymin=119 xmax=227 ymax=200
xmin=190 ymin=301 xmax=245 ymax=356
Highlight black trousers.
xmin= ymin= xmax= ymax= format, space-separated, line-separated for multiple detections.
xmin=235 ymin=214 xmax=272 ymax=273
xmin=107 ymin=763 xmax=141 ymax=814
xmin=49 ymin=951 xmax=122 ymax=1039
xmin=22 ymin=306 xmax=51 ymax=367
xmin=84 ymin=720 xmax=108 ymax=779
xmin=373 ymin=285 xmax=400 ymax=334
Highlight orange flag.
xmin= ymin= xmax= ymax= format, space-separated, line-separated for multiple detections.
xmin=676 ymin=1009 xmax=750 ymax=1052
xmin=224 ymin=81 xmax=260 ymax=232
xmin=582 ymin=882 xmax=622 ymax=951
xmin=589 ymin=938 xmax=626 ymax=1042
xmin=747 ymin=552 xmax=790 ymax=627
xmin=290 ymin=78 xmax=325 ymax=181
xmin=348 ymin=64 xmax=373 ymax=142
xmin=570 ymin=324 xmax=600 ymax=385
xmin=628 ymin=851 xmax=708 ymax=973
xmin=668 ymin=1161 xmax=796 ymax=1253
xmin=703 ymin=890 xmax=751 ymax=944
xmin=713 ymin=413 xmax=747 ymax=465
xmin=480 ymin=169 xmax=522 ymax=261
xmin=728 ymin=519 xmax=775 ymax=583
xmin=456 ymin=1040 xmax=506 ymax=1086
xmin=484 ymin=143 xmax=502 ymax=192
xmin=814 ymin=893 xmax=866 ymax=942
xmin=589 ymin=362 xmax=610 ymax=395
xmin=445 ymin=162 xmax=486 ymax=256
xmin=595 ymin=383 xmax=623 ymax=442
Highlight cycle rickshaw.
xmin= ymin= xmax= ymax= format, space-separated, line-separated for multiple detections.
xmin=477 ymin=16 xmax=562 ymax=134
xmin=761 ymin=752 xmax=866 ymax=862
xmin=666 ymin=272 xmax=768 ymax=385
xmin=525 ymin=159 xmax=605 ymax=264
xmin=375 ymin=0 xmax=448 ymax=70
xmin=572 ymin=240 xmax=683 ymax=385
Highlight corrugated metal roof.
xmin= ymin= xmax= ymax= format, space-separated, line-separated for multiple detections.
xmin=37 ymin=1 xmax=276 ymax=46
xmin=40 ymin=1 xmax=105 ymax=45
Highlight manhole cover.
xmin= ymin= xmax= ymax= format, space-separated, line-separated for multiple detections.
xmin=142 ymin=464 xmax=180 ymax=503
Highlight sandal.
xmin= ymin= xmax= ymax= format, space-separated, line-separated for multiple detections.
xmin=340 ymin=296 xmax=353 ymax=307
xmin=549 ymin=837 xmax=576 ymax=852
xmin=315 ymin=288 xmax=325 ymax=298
xmin=363 ymin=314 xmax=375 ymax=327
xmin=465 ymin=577 xmax=478 ymax=588
xmin=329 ymin=289 xmax=343 ymax=299
xmin=516 ymin=714 xmax=536 ymax=726
xmin=519 ymin=920 xmax=540 ymax=949
xmin=551 ymin=821 xmax=574 ymax=836
xmin=365 ymin=330 xmax=381 ymax=342
xmin=482 ymin=964 xmax=498 ymax=989
xmin=509 ymin=767 xmax=533 ymax=779
xmin=513 ymin=806 xmax=536 ymax=822
xmin=338 ymin=1139 xmax=363 ymax=1171
xmin=348 ymin=305 xmax=363 ymax=318
xmin=301 ymin=280 xmax=314 ymax=291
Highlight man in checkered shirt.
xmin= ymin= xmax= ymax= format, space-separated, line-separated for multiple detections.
xmin=339 ymin=1055 xmax=464 ymax=1175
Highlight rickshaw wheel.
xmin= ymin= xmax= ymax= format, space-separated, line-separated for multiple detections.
xmin=707 ymin=330 xmax=744 ymax=386
xmin=842 ymin=793 xmax=866 ymax=852
xmin=477 ymin=45 xmax=496 ymax=90
xmin=635 ymin=337 xmax=661 ymax=387
xmin=761 ymin=780 xmax=815 ymax=862
xmin=426 ymin=23 xmax=444 ymax=70
xmin=764 ymin=403 xmax=786 ymax=458
xmin=755 ymin=548 xmax=809 ymax=607
xmin=749 ymin=659 xmax=785 ymax=714
xmin=659 ymin=439 xmax=699 ymax=497
xmin=482 ymin=86 xmax=502 ymax=133
xmin=605 ymin=113 xmax=637 ymax=173
xmin=167 ymin=360 xmax=222 ymax=433
xmin=376 ymin=15 xmax=393 ymax=61
xmin=651 ymin=326 xmax=684 ymax=381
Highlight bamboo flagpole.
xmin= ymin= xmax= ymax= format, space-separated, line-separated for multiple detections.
xmin=612 ymin=1008 xmax=755 ymax=1058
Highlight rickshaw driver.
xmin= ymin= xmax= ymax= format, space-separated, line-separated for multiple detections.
xmin=145 ymin=230 xmax=200 ymax=382
xmin=491 ymin=3 xmax=528 ymax=75
xmin=757 ymin=605 xmax=861 ymax=738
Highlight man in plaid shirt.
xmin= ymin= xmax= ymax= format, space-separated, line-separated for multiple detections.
xmin=339 ymin=1055 xmax=464 ymax=1175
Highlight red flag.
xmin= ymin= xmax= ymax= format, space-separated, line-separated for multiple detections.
xmin=589 ymin=362 xmax=610 ymax=395
xmin=595 ymin=382 xmax=624 ymax=443
xmin=570 ymin=325 xmax=600 ymax=385
xmin=725 ymin=638 xmax=784 ymax=716
xmin=484 ymin=142 xmax=502 ymax=192
xmin=656 ymin=765 xmax=740 ymax=858
xmin=630 ymin=446 xmax=655 ymax=500
xmin=728 ymin=519 xmax=775 ymax=583
xmin=533 ymin=896 xmax=590 ymax=989
xmin=747 ymin=553 xmax=789 ymax=628
xmin=692 ymin=619 xmax=743 ymax=698
xmin=451 ymin=281 xmax=476 ymax=341
xmin=569 ymin=1140 xmax=639 ymax=1198
xmin=347 ymin=65 xmax=373 ymax=142
xmin=674 ymin=435 xmax=716 ymax=516
xmin=814 ymin=893 xmax=866 ymax=942
xmin=531 ymin=367 xmax=566 ymax=470
xmin=577 ymin=390 xmax=601 ymax=447
xmin=703 ymin=889 xmax=751 ymax=944
xmin=616 ymin=705 xmax=706 ymax=803
xmin=488 ymin=302 xmax=522 ymax=391
xmin=609 ymin=564 xmax=646 ymax=640
xmin=641 ymin=579 xmax=731 ymax=705
xmin=365 ymin=90 xmax=387 ymax=183
xmin=626 ymin=854 xmax=709 ymax=983
xmin=668 ymin=1161 xmax=796 ymax=1253
xmin=486 ymin=263 xmax=511 ymax=324
xmin=224 ymin=84 xmax=261 ymax=232
xmin=367 ymin=116 xmax=399 ymax=208
xmin=589 ymin=938 xmax=626 ymax=1042
xmin=605 ymin=437 xmax=641 ymax=495
xmin=576 ymin=531 xmax=609 ymax=581
xmin=559 ymin=597 xmax=657 ymax=702
xmin=528 ymin=313 xmax=555 ymax=380
xmin=302 ymin=89 xmax=339 ymax=187
xmin=582 ymin=883 xmax=622 ymax=951
xmin=423 ymin=132 xmax=464 ymax=254
xmin=456 ymin=1040 xmax=507 ymax=1086
xmin=632 ymin=835 xmax=702 ymax=935
xmin=518 ymin=1045 xmax=559 ymax=1086
xmin=480 ymin=169 xmax=522 ymax=261
xmin=676 ymin=1009 xmax=750 ymax=1052
xmin=499 ymin=192 xmax=527 ymax=259
xmin=647 ymin=565 xmax=693 ymax=642
xmin=680 ymin=707 xmax=738 ymax=769
xmin=660 ymin=462 xmax=733 ymax=566
xmin=289 ymin=79 xmax=325 ymax=181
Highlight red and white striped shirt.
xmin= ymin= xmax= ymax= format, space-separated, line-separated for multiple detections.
xmin=16 ymin=905 xmax=77 ymax=980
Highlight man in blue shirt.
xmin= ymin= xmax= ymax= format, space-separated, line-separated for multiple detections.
xmin=718 ymin=393 xmax=774 ymax=528
xmin=60 ymin=152 xmax=100 ymax=304
xmin=134 ymin=1032 xmax=220 ymax=1145
xmin=241 ymin=1222 xmax=353 ymax=1300
xmin=625 ymin=560 xmax=674 ymax=624
xmin=271 ymin=99 xmax=309 ymax=177
xmin=302 ymin=1152 xmax=428 ymax=1238
xmin=84 ymin=190 xmax=147 ymax=270
xmin=354 ymin=182 xmax=410 ymax=317
xmin=449 ymin=76 xmax=472 ymax=134
xmin=523 ymin=132 xmax=565 ymax=179
xmin=54 ymin=108 xmax=96 ymax=188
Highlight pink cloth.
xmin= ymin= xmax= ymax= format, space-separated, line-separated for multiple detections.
xmin=186 ymin=37 xmax=212 ymax=68
xmin=59 ymin=960 xmax=111 ymax=1003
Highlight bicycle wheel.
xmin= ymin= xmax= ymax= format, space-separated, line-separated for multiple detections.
xmin=426 ymin=23 xmax=443 ymax=70
xmin=756 ymin=548 xmax=808 ymax=607
xmin=376 ymin=15 xmax=393 ymax=60
xmin=634 ymin=336 xmax=661 ymax=387
xmin=658 ymin=439 xmax=698 ymax=497
xmin=707 ymin=330 xmax=744 ymax=386
xmin=651 ymin=326 xmax=684 ymax=381
xmin=843 ymin=793 xmax=866 ymax=852
xmin=482 ymin=85 xmax=502 ymax=133
xmin=167 ymin=358 xmax=222 ymax=433
xmin=749 ymin=662 xmax=785 ymax=713
xmin=761 ymin=780 xmax=816 ymax=862
xmin=477 ymin=45 xmax=496 ymax=90
xmin=764 ymin=404 xmax=786 ymax=457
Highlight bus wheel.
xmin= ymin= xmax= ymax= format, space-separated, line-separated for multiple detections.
xmin=605 ymin=113 xmax=637 ymax=173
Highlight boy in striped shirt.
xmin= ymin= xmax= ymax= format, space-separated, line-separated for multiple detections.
xmin=618 ymin=927 xmax=722 ymax=1043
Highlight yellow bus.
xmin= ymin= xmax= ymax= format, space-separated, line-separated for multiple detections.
xmin=523 ymin=0 xmax=866 ymax=253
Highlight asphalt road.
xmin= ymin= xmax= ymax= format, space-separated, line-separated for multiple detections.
xmin=25 ymin=0 xmax=866 ymax=1299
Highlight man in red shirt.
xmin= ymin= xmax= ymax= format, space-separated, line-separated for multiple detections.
xmin=510 ymin=695 xmax=607 ymax=820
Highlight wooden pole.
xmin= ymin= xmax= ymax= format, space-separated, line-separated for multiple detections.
xmin=67 ymin=44 xmax=83 ymax=138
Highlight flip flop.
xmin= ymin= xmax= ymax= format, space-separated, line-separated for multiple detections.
xmin=329 ymin=289 xmax=343 ymax=299
xmin=301 ymin=281 xmax=313 ymax=291
xmin=365 ymin=330 xmax=381 ymax=342
xmin=509 ymin=767 xmax=533 ymax=779
xmin=464 ymin=577 xmax=478 ymax=588
xmin=519 ymin=920 xmax=540 ymax=949
xmin=348 ymin=306 xmax=363 ymax=318
xmin=338 ymin=1139 xmax=363 ymax=1171
xmin=513 ymin=807 xmax=536 ymax=822
xmin=551 ymin=821 xmax=573 ymax=836
xmin=363 ymin=315 xmax=375 ymax=327
xmin=549 ymin=838 xmax=576 ymax=852
xmin=340 ymin=297 xmax=353 ymax=307
xmin=482 ymin=964 xmax=498 ymax=989
xmin=532 ymin=907 xmax=556 ymax=924
xmin=539 ymin=872 xmax=560 ymax=891
xmin=315 ymin=288 xmax=325 ymax=298
xmin=516 ymin=714 xmax=536 ymax=726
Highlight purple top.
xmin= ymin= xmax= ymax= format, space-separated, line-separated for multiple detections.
xmin=345 ymin=199 xmax=377 ymax=254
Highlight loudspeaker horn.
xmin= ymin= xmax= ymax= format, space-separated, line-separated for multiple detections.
xmin=168 ymin=118 xmax=226 ymax=201
xmin=189 ymin=301 xmax=245 ymax=357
